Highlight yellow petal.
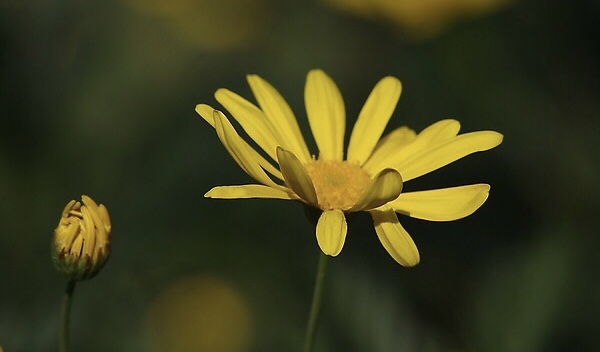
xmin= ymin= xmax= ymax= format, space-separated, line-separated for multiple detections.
xmin=414 ymin=119 xmax=461 ymax=146
xmin=350 ymin=169 xmax=403 ymax=211
xmin=363 ymin=126 xmax=417 ymax=172
xmin=58 ymin=221 xmax=78 ymax=249
xmin=213 ymin=111 xmax=282 ymax=186
xmin=370 ymin=206 xmax=420 ymax=267
xmin=98 ymin=204 xmax=111 ymax=233
xmin=81 ymin=195 xmax=98 ymax=209
xmin=195 ymin=104 xmax=217 ymax=127
xmin=80 ymin=205 xmax=96 ymax=258
xmin=82 ymin=196 xmax=108 ymax=259
xmin=60 ymin=199 xmax=77 ymax=221
xmin=347 ymin=76 xmax=402 ymax=164
xmin=316 ymin=209 xmax=347 ymax=256
xmin=70 ymin=234 xmax=85 ymax=257
xmin=389 ymin=184 xmax=490 ymax=221
xmin=305 ymin=69 xmax=345 ymax=161
xmin=205 ymin=185 xmax=295 ymax=200
xmin=276 ymin=147 xmax=319 ymax=206
xmin=364 ymin=119 xmax=460 ymax=174
xmin=215 ymin=89 xmax=280 ymax=161
xmin=397 ymin=130 xmax=503 ymax=181
xmin=247 ymin=74 xmax=311 ymax=162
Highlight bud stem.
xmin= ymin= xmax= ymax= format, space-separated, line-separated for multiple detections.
xmin=303 ymin=252 xmax=330 ymax=352
xmin=59 ymin=280 xmax=76 ymax=352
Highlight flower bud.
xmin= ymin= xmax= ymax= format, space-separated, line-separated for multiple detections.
xmin=51 ymin=195 xmax=112 ymax=281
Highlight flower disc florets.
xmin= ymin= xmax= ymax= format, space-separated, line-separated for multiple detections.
xmin=305 ymin=160 xmax=370 ymax=211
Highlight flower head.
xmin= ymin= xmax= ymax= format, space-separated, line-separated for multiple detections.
xmin=196 ymin=69 xmax=502 ymax=266
xmin=52 ymin=195 xmax=112 ymax=280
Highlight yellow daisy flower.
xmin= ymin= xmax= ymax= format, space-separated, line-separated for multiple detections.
xmin=196 ymin=69 xmax=503 ymax=267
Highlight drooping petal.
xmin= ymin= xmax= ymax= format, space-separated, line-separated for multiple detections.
xmin=201 ymin=107 xmax=283 ymax=181
xmin=389 ymin=184 xmax=491 ymax=221
xmin=350 ymin=169 xmax=403 ymax=211
xmin=347 ymin=76 xmax=402 ymax=164
xmin=396 ymin=130 xmax=504 ymax=181
xmin=363 ymin=126 xmax=417 ymax=173
xmin=364 ymin=119 xmax=460 ymax=174
xmin=276 ymin=147 xmax=319 ymax=206
xmin=305 ymin=69 xmax=345 ymax=161
xmin=247 ymin=74 xmax=311 ymax=162
xmin=195 ymin=104 xmax=217 ymax=127
xmin=316 ymin=209 xmax=347 ymax=256
xmin=214 ymin=89 xmax=280 ymax=161
xmin=370 ymin=206 xmax=420 ymax=267
xmin=205 ymin=185 xmax=295 ymax=200
xmin=213 ymin=111 xmax=282 ymax=186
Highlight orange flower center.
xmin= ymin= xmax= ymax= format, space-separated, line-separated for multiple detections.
xmin=305 ymin=159 xmax=370 ymax=211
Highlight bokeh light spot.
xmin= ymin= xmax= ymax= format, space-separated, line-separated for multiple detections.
xmin=143 ymin=275 xmax=253 ymax=352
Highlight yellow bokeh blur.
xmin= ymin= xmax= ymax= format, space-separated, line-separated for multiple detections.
xmin=143 ymin=275 xmax=253 ymax=352
xmin=124 ymin=0 xmax=267 ymax=51
xmin=323 ymin=0 xmax=515 ymax=38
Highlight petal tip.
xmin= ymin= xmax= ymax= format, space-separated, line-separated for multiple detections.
xmin=495 ymin=132 xmax=505 ymax=143
xmin=382 ymin=75 xmax=402 ymax=89
xmin=485 ymin=131 xmax=504 ymax=147
xmin=245 ymin=74 xmax=259 ymax=83
xmin=195 ymin=104 xmax=218 ymax=126
xmin=403 ymin=255 xmax=420 ymax=267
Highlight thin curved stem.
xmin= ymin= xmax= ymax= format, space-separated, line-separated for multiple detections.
xmin=59 ymin=280 xmax=76 ymax=352
xmin=303 ymin=252 xmax=330 ymax=352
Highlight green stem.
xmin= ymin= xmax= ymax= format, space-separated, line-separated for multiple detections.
xmin=303 ymin=252 xmax=330 ymax=352
xmin=59 ymin=280 xmax=76 ymax=352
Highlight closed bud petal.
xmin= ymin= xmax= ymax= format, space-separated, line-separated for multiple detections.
xmin=51 ymin=195 xmax=112 ymax=281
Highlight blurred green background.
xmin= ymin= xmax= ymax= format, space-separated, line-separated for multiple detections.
xmin=1 ymin=0 xmax=598 ymax=351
